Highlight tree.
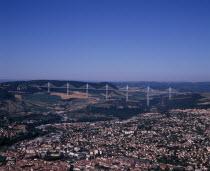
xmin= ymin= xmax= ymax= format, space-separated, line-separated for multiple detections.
xmin=69 ymin=165 xmax=74 ymax=171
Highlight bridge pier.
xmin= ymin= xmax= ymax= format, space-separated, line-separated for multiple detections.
xmin=147 ymin=86 xmax=150 ymax=107
xmin=106 ymin=84 xmax=108 ymax=100
xmin=86 ymin=83 xmax=89 ymax=98
xmin=47 ymin=82 xmax=50 ymax=93
xmin=67 ymin=83 xmax=69 ymax=95
xmin=169 ymin=87 xmax=172 ymax=100
xmin=126 ymin=85 xmax=129 ymax=101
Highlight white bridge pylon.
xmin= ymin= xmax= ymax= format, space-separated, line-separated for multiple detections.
xmin=31 ymin=83 xmax=180 ymax=102
xmin=120 ymin=86 xmax=181 ymax=106
xmin=143 ymin=86 xmax=180 ymax=106
xmin=146 ymin=86 xmax=181 ymax=106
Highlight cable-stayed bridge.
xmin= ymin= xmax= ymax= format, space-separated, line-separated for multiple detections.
xmin=18 ymin=82 xmax=182 ymax=107
xmin=119 ymin=86 xmax=182 ymax=106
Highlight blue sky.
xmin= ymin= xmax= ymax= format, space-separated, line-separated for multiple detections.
xmin=0 ymin=0 xmax=210 ymax=81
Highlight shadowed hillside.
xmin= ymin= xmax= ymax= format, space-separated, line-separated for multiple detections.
xmin=114 ymin=81 xmax=210 ymax=92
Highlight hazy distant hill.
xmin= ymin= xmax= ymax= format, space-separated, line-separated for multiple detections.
xmin=113 ymin=81 xmax=210 ymax=92
xmin=0 ymin=80 xmax=121 ymax=115
xmin=0 ymin=80 xmax=118 ymax=93
xmin=1 ymin=80 xmax=117 ymax=89
xmin=1 ymin=80 xmax=210 ymax=123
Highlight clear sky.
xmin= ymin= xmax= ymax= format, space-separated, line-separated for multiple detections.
xmin=0 ymin=0 xmax=210 ymax=81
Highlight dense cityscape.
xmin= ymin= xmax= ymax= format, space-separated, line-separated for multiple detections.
xmin=0 ymin=107 xmax=210 ymax=170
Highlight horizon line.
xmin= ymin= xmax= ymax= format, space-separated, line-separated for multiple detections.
xmin=1 ymin=79 xmax=210 ymax=83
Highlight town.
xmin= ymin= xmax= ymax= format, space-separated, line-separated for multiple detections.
xmin=0 ymin=109 xmax=209 ymax=170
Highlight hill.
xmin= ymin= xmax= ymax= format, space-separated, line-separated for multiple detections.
xmin=1 ymin=80 xmax=118 ymax=92
xmin=113 ymin=81 xmax=210 ymax=92
xmin=0 ymin=88 xmax=14 ymax=101
xmin=0 ymin=80 xmax=121 ymax=116
xmin=1 ymin=80 xmax=210 ymax=123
